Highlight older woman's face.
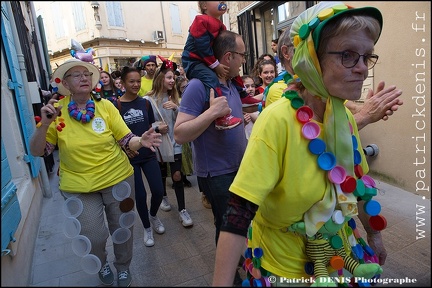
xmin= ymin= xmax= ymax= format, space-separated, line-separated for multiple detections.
xmin=320 ymin=30 xmax=374 ymax=101
xmin=62 ymin=66 xmax=94 ymax=94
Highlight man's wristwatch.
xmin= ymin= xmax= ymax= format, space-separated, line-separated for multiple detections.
xmin=155 ymin=126 xmax=160 ymax=133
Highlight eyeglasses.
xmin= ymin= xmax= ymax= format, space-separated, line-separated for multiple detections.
xmin=229 ymin=51 xmax=248 ymax=59
xmin=64 ymin=71 xmax=93 ymax=80
xmin=327 ymin=50 xmax=379 ymax=69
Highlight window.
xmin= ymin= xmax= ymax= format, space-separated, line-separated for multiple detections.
xmin=276 ymin=2 xmax=306 ymax=25
xmin=189 ymin=7 xmax=198 ymax=25
xmin=106 ymin=2 xmax=124 ymax=27
xmin=170 ymin=3 xmax=182 ymax=35
xmin=72 ymin=2 xmax=86 ymax=31
xmin=51 ymin=2 xmax=65 ymax=38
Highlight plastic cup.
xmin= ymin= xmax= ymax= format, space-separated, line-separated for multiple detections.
xmin=81 ymin=254 xmax=101 ymax=274
xmin=119 ymin=211 xmax=136 ymax=228
xmin=63 ymin=197 xmax=83 ymax=218
xmin=112 ymin=181 xmax=131 ymax=201
xmin=71 ymin=235 xmax=91 ymax=257
xmin=63 ymin=217 xmax=81 ymax=238
xmin=112 ymin=227 xmax=131 ymax=244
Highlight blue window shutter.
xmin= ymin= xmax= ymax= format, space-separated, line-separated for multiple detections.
xmin=1 ymin=1 xmax=40 ymax=178
xmin=1 ymin=139 xmax=21 ymax=255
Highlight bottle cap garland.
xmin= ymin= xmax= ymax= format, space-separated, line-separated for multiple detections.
xmin=241 ymin=90 xmax=386 ymax=286
xmin=68 ymin=99 xmax=95 ymax=123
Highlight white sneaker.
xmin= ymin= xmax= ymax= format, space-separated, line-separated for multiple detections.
xmin=160 ymin=196 xmax=171 ymax=212
xmin=149 ymin=213 xmax=165 ymax=234
xmin=179 ymin=209 xmax=193 ymax=227
xmin=144 ymin=227 xmax=154 ymax=247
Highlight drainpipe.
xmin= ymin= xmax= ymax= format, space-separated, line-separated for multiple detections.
xmin=6 ymin=2 xmax=52 ymax=198
xmin=363 ymin=144 xmax=379 ymax=157
xmin=159 ymin=2 xmax=167 ymax=47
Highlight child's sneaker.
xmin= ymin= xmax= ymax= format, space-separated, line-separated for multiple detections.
xmin=179 ymin=209 xmax=193 ymax=227
xmin=143 ymin=227 xmax=154 ymax=247
xmin=149 ymin=213 xmax=165 ymax=234
xmin=159 ymin=196 xmax=171 ymax=212
xmin=215 ymin=114 xmax=242 ymax=130
xmin=241 ymin=95 xmax=264 ymax=107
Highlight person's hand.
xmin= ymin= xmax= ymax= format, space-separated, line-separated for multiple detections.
xmin=163 ymin=96 xmax=178 ymax=111
xmin=40 ymin=93 xmax=62 ymax=125
xmin=366 ymin=232 xmax=387 ymax=265
xmin=123 ymin=146 xmax=139 ymax=158
xmin=140 ymin=127 xmax=162 ymax=152
xmin=157 ymin=123 xmax=169 ymax=134
xmin=209 ymin=88 xmax=231 ymax=118
xmin=243 ymin=112 xmax=252 ymax=125
xmin=360 ymin=81 xmax=403 ymax=123
xmin=214 ymin=63 xmax=229 ymax=79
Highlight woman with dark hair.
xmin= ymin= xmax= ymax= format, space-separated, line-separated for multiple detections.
xmin=117 ymin=66 xmax=166 ymax=247
xmin=94 ymin=71 xmax=121 ymax=103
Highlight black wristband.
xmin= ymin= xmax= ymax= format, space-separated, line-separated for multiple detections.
xmin=155 ymin=126 xmax=160 ymax=133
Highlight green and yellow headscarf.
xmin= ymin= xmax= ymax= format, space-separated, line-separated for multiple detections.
xmin=290 ymin=1 xmax=383 ymax=236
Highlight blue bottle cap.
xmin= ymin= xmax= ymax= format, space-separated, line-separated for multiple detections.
xmin=304 ymin=262 xmax=314 ymax=275
xmin=364 ymin=200 xmax=381 ymax=216
xmin=355 ymin=243 xmax=364 ymax=259
xmin=352 ymin=135 xmax=358 ymax=150
xmin=354 ymin=150 xmax=362 ymax=165
xmin=317 ymin=152 xmax=336 ymax=171
xmin=308 ymin=138 xmax=326 ymax=155
xmin=348 ymin=218 xmax=356 ymax=229
xmin=253 ymin=247 xmax=263 ymax=258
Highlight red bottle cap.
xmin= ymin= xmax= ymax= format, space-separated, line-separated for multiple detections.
xmin=341 ymin=176 xmax=357 ymax=193
xmin=354 ymin=165 xmax=364 ymax=178
xmin=296 ymin=106 xmax=313 ymax=123
xmin=369 ymin=215 xmax=387 ymax=231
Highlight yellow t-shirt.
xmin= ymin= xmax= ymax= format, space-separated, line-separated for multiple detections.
xmin=265 ymin=80 xmax=287 ymax=108
xmin=46 ymin=96 xmax=133 ymax=193
xmin=138 ymin=76 xmax=153 ymax=97
xmin=229 ymin=96 xmax=368 ymax=278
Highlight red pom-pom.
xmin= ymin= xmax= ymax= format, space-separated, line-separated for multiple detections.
xmin=35 ymin=116 xmax=41 ymax=122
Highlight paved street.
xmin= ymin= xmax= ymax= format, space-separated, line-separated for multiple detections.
xmin=29 ymin=153 xmax=430 ymax=287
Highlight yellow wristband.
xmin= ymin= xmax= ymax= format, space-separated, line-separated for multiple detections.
xmin=138 ymin=137 xmax=144 ymax=147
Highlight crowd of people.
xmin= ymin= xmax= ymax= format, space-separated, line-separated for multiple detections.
xmin=31 ymin=1 xmax=404 ymax=287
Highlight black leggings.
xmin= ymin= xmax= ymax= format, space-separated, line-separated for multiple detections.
xmin=159 ymin=153 xmax=185 ymax=211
